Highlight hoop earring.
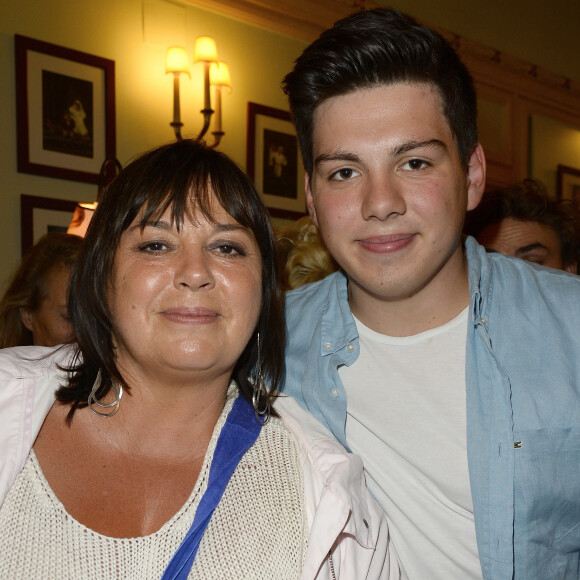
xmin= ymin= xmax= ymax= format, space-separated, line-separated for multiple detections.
xmin=88 ymin=369 xmax=123 ymax=417
xmin=251 ymin=332 xmax=271 ymax=425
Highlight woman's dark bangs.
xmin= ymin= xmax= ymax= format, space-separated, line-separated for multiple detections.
xmin=133 ymin=169 xmax=210 ymax=232
xmin=208 ymin=165 xmax=256 ymax=231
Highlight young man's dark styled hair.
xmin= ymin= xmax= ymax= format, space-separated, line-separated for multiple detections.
xmin=282 ymin=7 xmax=478 ymax=176
xmin=464 ymin=178 xmax=580 ymax=269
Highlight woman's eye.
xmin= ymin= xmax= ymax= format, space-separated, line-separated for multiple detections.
xmin=331 ymin=168 xmax=358 ymax=181
xmin=216 ymin=243 xmax=245 ymax=256
xmin=139 ymin=241 xmax=167 ymax=253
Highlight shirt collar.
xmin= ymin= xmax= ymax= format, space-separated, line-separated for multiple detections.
xmin=319 ymin=271 xmax=359 ymax=356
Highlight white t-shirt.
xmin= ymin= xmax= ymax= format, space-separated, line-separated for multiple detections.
xmin=339 ymin=307 xmax=482 ymax=579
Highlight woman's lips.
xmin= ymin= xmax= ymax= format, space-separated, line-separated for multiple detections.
xmin=357 ymin=233 xmax=415 ymax=253
xmin=160 ymin=307 xmax=219 ymax=324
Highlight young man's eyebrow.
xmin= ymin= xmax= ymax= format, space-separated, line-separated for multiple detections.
xmin=515 ymin=242 xmax=549 ymax=256
xmin=392 ymin=139 xmax=447 ymax=156
xmin=314 ymin=151 xmax=361 ymax=167
xmin=313 ymin=139 xmax=447 ymax=168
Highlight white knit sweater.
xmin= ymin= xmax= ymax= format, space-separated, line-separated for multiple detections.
xmin=0 ymin=388 xmax=308 ymax=579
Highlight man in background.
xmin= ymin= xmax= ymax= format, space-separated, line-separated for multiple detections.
xmin=464 ymin=178 xmax=579 ymax=272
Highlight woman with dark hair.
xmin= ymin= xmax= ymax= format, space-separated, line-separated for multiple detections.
xmin=0 ymin=232 xmax=83 ymax=348
xmin=0 ymin=140 xmax=396 ymax=579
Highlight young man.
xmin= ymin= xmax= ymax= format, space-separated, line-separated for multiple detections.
xmin=464 ymin=179 xmax=579 ymax=272
xmin=281 ymin=8 xmax=580 ymax=579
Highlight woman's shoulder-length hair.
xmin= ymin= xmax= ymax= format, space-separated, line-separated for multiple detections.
xmin=59 ymin=139 xmax=284 ymax=421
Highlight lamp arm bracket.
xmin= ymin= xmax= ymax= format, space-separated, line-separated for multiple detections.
xmin=207 ymin=130 xmax=225 ymax=148
xmin=193 ymin=108 xmax=214 ymax=142
xmin=171 ymin=121 xmax=184 ymax=140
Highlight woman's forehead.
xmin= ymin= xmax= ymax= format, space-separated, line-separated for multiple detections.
xmin=129 ymin=195 xmax=242 ymax=230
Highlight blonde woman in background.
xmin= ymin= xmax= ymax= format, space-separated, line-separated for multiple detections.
xmin=276 ymin=216 xmax=338 ymax=291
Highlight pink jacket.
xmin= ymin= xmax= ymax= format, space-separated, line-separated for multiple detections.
xmin=0 ymin=345 xmax=71 ymax=505
xmin=0 ymin=346 xmax=399 ymax=579
xmin=276 ymin=395 xmax=399 ymax=579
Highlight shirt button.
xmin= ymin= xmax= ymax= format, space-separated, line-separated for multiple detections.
xmin=331 ymin=388 xmax=339 ymax=397
xmin=323 ymin=342 xmax=332 ymax=351
xmin=346 ymin=343 xmax=355 ymax=352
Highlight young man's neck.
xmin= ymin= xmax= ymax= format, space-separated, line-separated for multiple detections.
xmin=348 ymin=253 xmax=471 ymax=337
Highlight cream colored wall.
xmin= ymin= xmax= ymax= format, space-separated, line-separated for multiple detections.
xmin=0 ymin=0 xmax=306 ymax=291
xmin=530 ymin=115 xmax=580 ymax=192
xmin=384 ymin=0 xmax=580 ymax=85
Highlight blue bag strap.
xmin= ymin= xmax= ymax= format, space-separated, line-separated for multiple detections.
xmin=161 ymin=396 xmax=262 ymax=580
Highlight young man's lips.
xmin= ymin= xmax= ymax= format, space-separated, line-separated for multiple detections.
xmin=357 ymin=234 xmax=415 ymax=253
xmin=160 ymin=307 xmax=219 ymax=324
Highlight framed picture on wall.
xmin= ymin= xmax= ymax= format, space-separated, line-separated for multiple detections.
xmin=15 ymin=35 xmax=116 ymax=184
xmin=557 ymin=164 xmax=580 ymax=203
xmin=246 ymin=102 xmax=306 ymax=219
xmin=20 ymin=194 xmax=77 ymax=256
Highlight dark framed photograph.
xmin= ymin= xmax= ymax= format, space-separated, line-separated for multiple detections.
xmin=246 ymin=102 xmax=306 ymax=219
xmin=15 ymin=35 xmax=116 ymax=184
xmin=557 ymin=165 xmax=580 ymax=204
xmin=20 ymin=194 xmax=77 ymax=256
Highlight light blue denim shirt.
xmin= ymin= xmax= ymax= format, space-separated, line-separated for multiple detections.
xmin=282 ymin=236 xmax=580 ymax=579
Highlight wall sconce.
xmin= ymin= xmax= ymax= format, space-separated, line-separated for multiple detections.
xmin=209 ymin=61 xmax=232 ymax=144
xmin=165 ymin=37 xmax=231 ymax=147
xmin=165 ymin=45 xmax=190 ymax=141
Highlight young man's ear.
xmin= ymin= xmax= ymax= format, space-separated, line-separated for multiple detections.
xmin=466 ymin=143 xmax=487 ymax=211
xmin=20 ymin=307 xmax=35 ymax=332
xmin=564 ymin=261 xmax=578 ymax=275
xmin=305 ymin=173 xmax=319 ymax=227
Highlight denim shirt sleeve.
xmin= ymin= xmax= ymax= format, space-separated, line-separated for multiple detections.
xmin=282 ymin=272 xmax=359 ymax=450
xmin=466 ymin=237 xmax=580 ymax=580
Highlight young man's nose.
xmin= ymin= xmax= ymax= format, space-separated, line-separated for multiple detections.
xmin=361 ymin=173 xmax=406 ymax=220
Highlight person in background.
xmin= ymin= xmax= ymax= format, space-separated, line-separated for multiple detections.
xmin=0 ymin=139 xmax=397 ymax=579
xmin=464 ymin=178 xmax=579 ymax=272
xmin=281 ymin=7 xmax=580 ymax=579
xmin=0 ymin=232 xmax=83 ymax=348
xmin=276 ymin=215 xmax=338 ymax=290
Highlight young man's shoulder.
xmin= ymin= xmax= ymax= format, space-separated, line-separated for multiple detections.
xmin=285 ymin=271 xmax=349 ymax=327
xmin=485 ymin=249 xmax=580 ymax=300
xmin=467 ymin=235 xmax=580 ymax=302
xmin=286 ymin=270 xmax=346 ymax=302
xmin=467 ymin=239 xmax=580 ymax=368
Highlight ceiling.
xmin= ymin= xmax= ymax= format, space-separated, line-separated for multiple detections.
xmin=180 ymin=0 xmax=376 ymax=41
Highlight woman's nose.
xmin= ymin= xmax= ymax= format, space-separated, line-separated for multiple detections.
xmin=173 ymin=248 xmax=215 ymax=290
